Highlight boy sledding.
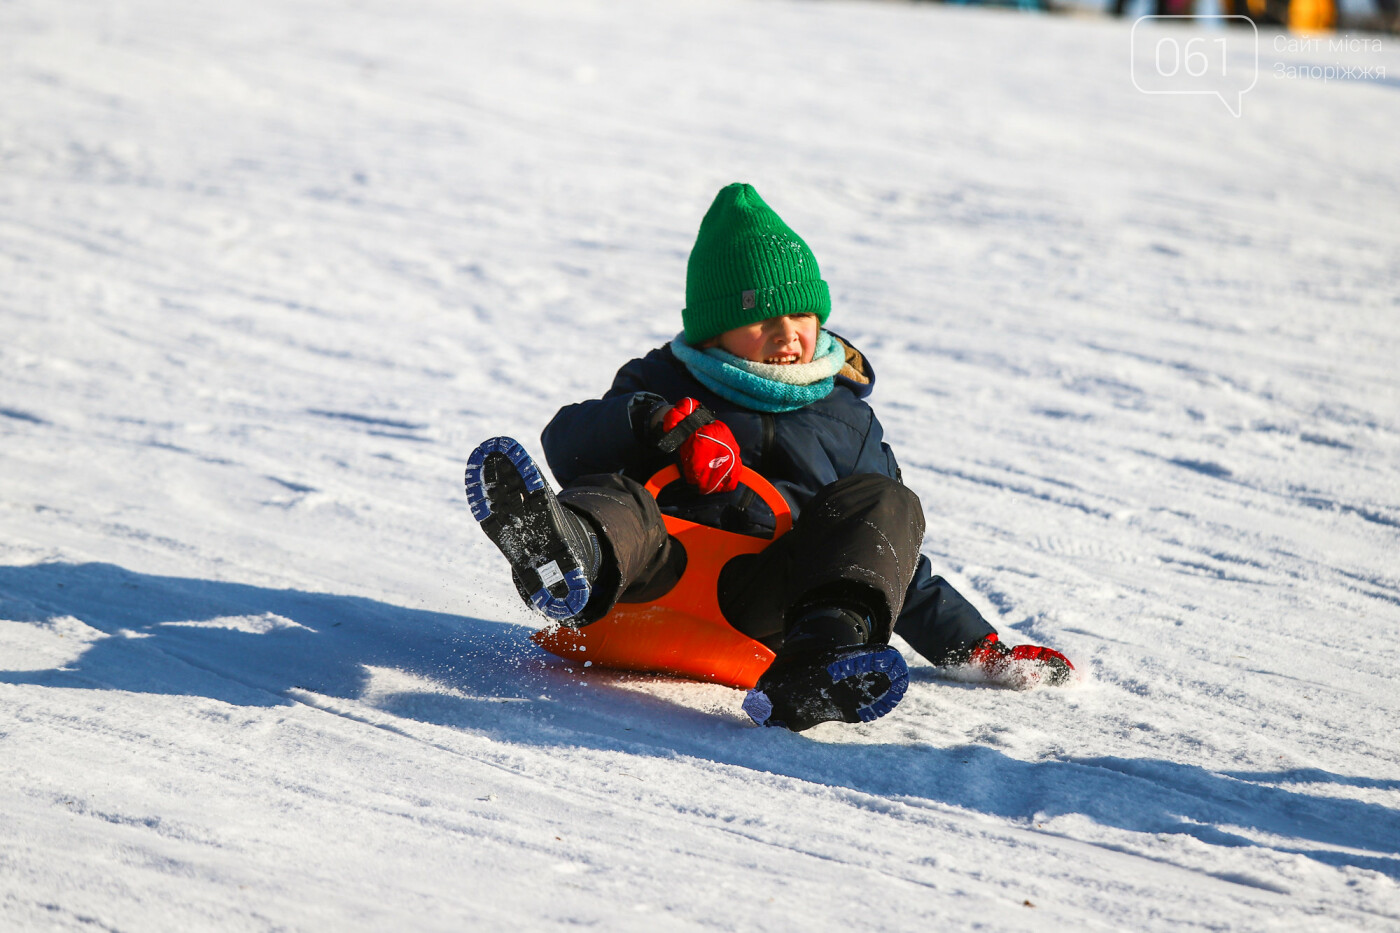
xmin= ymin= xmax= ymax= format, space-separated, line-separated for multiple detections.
xmin=466 ymin=183 xmax=1074 ymax=732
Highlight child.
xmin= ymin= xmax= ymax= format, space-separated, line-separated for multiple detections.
xmin=466 ymin=183 xmax=1073 ymax=732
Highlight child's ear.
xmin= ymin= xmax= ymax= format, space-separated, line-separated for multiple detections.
xmin=698 ymin=337 xmax=719 ymax=349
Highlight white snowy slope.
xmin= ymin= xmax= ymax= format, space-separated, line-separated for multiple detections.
xmin=2 ymin=0 xmax=1399 ymax=928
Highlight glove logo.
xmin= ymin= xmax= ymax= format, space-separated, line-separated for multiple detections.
xmin=656 ymin=398 xmax=743 ymax=496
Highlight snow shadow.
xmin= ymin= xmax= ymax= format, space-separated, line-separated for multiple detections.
xmin=677 ymin=737 xmax=1400 ymax=883
xmin=374 ymin=676 xmax=1400 ymax=880
xmin=375 ymin=676 xmax=1400 ymax=884
xmin=5 ymin=561 xmax=1397 ymax=882
xmin=386 ymin=690 xmax=1400 ymax=882
xmin=0 ymin=561 xmax=539 ymax=707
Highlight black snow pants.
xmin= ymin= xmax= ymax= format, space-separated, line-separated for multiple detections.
xmin=558 ymin=473 xmax=939 ymax=654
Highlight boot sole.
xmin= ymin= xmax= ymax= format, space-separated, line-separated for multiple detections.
xmin=464 ymin=437 xmax=591 ymax=621
xmin=743 ymin=645 xmax=909 ymax=731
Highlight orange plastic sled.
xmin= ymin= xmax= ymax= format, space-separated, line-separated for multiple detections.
xmin=531 ymin=465 xmax=792 ymax=689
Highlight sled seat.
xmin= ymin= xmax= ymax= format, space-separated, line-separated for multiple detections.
xmin=531 ymin=465 xmax=792 ymax=690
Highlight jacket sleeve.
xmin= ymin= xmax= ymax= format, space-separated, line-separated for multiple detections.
xmin=853 ymin=408 xmax=902 ymax=483
xmin=893 ymin=558 xmax=996 ymax=664
xmin=540 ymin=359 xmax=670 ymax=486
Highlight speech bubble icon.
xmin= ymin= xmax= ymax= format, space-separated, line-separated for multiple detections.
xmin=1130 ymin=16 xmax=1259 ymax=117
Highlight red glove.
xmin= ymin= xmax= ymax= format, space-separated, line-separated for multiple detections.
xmin=967 ymin=633 xmax=1075 ymax=687
xmin=658 ymin=398 xmax=741 ymax=495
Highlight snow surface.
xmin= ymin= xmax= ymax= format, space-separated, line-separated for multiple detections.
xmin=3 ymin=0 xmax=1399 ymax=929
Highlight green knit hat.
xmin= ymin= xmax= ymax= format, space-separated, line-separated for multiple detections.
xmin=682 ymin=183 xmax=831 ymax=345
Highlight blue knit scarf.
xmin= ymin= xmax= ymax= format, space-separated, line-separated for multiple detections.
xmin=668 ymin=330 xmax=845 ymax=413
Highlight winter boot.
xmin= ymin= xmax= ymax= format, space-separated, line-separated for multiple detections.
xmin=743 ymin=644 xmax=908 ymax=731
xmin=742 ymin=603 xmax=907 ymax=731
xmin=464 ymin=437 xmax=602 ymax=622
xmin=965 ymin=633 xmax=1074 ymax=687
xmin=780 ymin=604 xmax=871 ymax=656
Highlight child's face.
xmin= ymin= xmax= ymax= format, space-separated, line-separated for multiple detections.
xmin=711 ymin=313 xmax=819 ymax=365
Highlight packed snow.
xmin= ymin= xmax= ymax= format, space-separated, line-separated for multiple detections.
xmin=2 ymin=0 xmax=1399 ymax=929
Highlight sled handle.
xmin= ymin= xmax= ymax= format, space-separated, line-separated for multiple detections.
xmin=643 ymin=465 xmax=793 ymax=539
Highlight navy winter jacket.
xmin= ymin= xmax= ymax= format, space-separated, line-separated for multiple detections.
xmin=543 ymin=337 xmax=895 ymax=535
xmin=540 ymin=335 xmax=994 ymax=662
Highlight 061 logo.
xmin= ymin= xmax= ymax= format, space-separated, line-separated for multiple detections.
xmin=1130 ymin=16 xmax=1260 ymax=117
